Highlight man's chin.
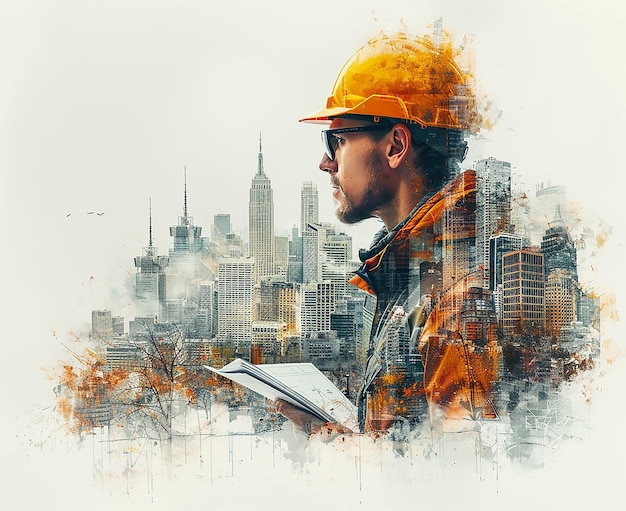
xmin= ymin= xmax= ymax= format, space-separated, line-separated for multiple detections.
xmin=336 ymin=207 xmax=374 ymax=225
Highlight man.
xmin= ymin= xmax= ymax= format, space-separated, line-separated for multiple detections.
xmin=277 ymin=30 xmax=499 ymax=437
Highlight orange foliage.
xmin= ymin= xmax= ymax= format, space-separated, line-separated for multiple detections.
xmin=56 ymin=396 xmax=73 ymax=423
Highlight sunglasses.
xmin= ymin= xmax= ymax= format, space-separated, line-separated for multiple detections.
xmin=321 ymin=125 xmax=391 ymax=161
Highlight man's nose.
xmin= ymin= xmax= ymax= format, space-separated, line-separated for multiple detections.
xmin=319 ymin=153 xmax=337 ymax=173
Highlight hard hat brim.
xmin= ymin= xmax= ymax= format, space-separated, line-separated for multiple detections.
xmin=299 ymin=106 xmax=352 ymax=124
xmin=299 ymin=95 xmax=423 ymax=126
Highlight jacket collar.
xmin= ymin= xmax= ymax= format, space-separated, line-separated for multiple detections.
xmin=350 ymin=170 xmax=476 ymax=295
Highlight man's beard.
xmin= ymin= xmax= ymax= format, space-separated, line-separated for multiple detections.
xmin=335 ymin=153 xmax=394 ymax=224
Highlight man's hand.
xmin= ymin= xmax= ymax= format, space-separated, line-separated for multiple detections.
xmin=274 ymin=398 xmax=324 ymax=436
xmin=274 ymin=398 xmax=353 ymax=441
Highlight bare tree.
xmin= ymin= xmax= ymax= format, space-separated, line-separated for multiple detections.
xmin=118 ymin=323 xmax=190 ymax=450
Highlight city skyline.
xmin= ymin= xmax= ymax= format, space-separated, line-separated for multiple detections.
xmin=3 ymin=2 xmax=625 ymax=507
xmin=92 ymin=152 xmax=600 ymax=349
xmin=42 ymin=147 xmax=598 ymax=350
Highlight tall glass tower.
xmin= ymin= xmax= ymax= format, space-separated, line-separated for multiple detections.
xmin=475 ymin=157 xmax=512 ymax=286
xmin=300 ymin=181 xmax=319 ymax=234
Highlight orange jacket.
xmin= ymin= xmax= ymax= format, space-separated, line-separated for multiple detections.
xmin=351 ymin=170 xmax=500 ymax=432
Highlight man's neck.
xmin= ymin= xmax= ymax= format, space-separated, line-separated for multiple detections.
xmin=378 ymin=178 xmax=429 ymax=231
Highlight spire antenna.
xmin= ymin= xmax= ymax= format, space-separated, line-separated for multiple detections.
xmin=149 ymin=197 xmax=153 ymax=248
xmin=183 ymin=166 xmax=189 ymax=225
xmin=257 ymin=132 xmax=264 ymax=176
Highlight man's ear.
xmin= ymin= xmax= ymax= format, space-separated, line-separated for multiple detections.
xmin=386 ymin=124 xmax=411 ymax=169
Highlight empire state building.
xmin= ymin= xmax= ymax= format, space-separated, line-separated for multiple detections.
xmin=248 ymin=134 xmax=275 ymax=280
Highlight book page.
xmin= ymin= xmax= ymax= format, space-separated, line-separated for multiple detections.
xmin=207 ymin=359 xmax=335 ymax=424
xmin=207 ymin=359 xmax=358 ymax=431
xmin=259 ymin=363 xmax=358 ymax=432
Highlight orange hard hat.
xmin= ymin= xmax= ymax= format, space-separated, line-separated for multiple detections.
xmin=300 ymin=31 xmax=481 ymax=133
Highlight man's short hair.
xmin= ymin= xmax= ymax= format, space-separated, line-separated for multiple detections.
xmin=375 ymin=121 xmax=465 ymax=189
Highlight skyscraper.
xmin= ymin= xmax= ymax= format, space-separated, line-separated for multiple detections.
xmin=293 ymin=181 xmax=318 ymax=284
xmin=217 ymin=257 xmax=254 ymax=345
xmin=301 ymin=222 xmax=352 ymax=305
xmin=488 ymin=233 xmax=524 ymax=291
xmin=439 ymin=176 xmax=477 ymax=328
xmin=502 ymin=248 xmax=545 ymax=336
xmin=300 ymin=181 xmax=319 ymax=235
xmin=287 ymin=225 xmax=303 ymax=283
xmin=213 ymin=213 xmax=231 ymax=237
xmin=320 ymin=227 xmax=352 ymax=307
xmin=545 ymin=269 xmax=576 ymax=336
xmin=167 ymin=169 xmax=209 ymax=285
xmin=134 ymin=199 xmax=169 ymax=318
xmin=248 ymin=134 xmax=275 ymax=281
xmin=165 ymin=170 xmax=211 ymax=334
xmin=488 ymin=232 xmax=523 ymax=318
xmin=274 ymin=235 xmax=289 ymax=279
xmin=475 ymin=157 xmax=512 ymax=285
xmin=302 ymin=228 xmax=319 ymax=284
xmin=540 ymin=205 xmax=578 ymax=281
xmin=541 ymin=207 xmax=579 ymax=335
xmin=197 ymin=280 xmax=217 ymax=338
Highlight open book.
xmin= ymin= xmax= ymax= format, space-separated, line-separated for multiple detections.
xmin=206 ymin=358 xmax=358 ymax=432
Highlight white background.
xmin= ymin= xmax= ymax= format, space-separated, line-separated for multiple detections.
xmin=2 ymin=1 xmax=625 ymax=508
